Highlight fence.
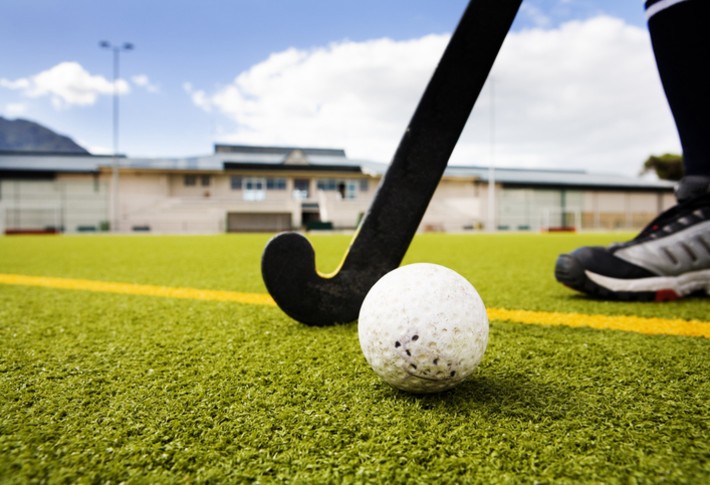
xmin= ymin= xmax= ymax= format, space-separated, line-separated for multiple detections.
xmin=0 ymin=179 xmax=110 ymax=234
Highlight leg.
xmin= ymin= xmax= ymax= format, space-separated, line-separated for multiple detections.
xmin=647 ymin=0 xmax=710 ymax=199
xmin=554 ymin=0 xmax=710 ymax=300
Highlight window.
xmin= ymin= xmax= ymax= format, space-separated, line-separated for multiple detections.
xmin=232 ymin=176 xmax=287 ymax=200
xmin=316 ymin=179 xmax=337 ymax=191
xmin=185 ymin=174 xmax=210 ymax=187
xmin=293 ymin=178 xmax=310 ymax=199
xmin=266 ymin=178 xmax=287 ymax=190
xmin=343 ymin=180 xmax=358 ymax=199
xmin=317 ymin=178 xmax=359 ymax=199
xmin=359 ymin=179 xmax=369 ymax=192
xmin=243 ymin=177 xmax=266 ymax=201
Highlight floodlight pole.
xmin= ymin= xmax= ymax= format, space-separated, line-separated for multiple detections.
xmin=486 ymin=75 xmax=496 ymax=232
xmin=100 ymin=41 xmax=133 ymax=233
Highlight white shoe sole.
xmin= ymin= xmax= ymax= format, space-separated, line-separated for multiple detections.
xmin=586 ymin=268 xmax=710 ymax=299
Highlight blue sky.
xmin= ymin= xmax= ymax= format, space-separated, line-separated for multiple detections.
xmin=0 ymin=1 xmax=678 ymax=175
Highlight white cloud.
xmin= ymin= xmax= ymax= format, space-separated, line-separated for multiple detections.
xmin=192 ymin=36 xmax=443 ymax=161
xmin=190 ymin=16 xmax=680 ymax=176
xmin=183 ymin=82 xmax=212 ymax=112
xmin=0 ymin=78 xmax=31 ymax=91
xmin=3 ymin=103 xmax=28 ymax=117
xmin=85 ymin=144 xmax=113 ymax=155
xmin=520 ymin=3 xmax=553 ymax=28
xmin=0 ymin=62 xmax=129 ymax=109
xmin=132 ymin=74 xmax=160 ymax=93
xmin=466 ymin=16 xmax=678 ymax=173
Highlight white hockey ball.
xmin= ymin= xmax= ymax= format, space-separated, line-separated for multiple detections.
xmin=358 ymin=263 xmax=488 ymax=393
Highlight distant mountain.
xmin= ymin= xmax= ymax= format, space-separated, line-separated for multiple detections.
xmin=0 ymin=117 xmax=89 ymax=154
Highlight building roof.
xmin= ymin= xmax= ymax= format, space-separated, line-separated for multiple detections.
xmin=0 ymin=145 xmax=354 ymax=174
xmin=214 ymin=144 xmax=346 ymax=159
xmin=350 ymin=159 xmax=674 ymax=191
xmin=121 ymin=145 xmax=354 ymax=171
xmin=0 ymin=145 xmax=675 ymax=191
xmin=0 ymin=151 xmax=117 ymax=174
xmin=442 ymin=165 xmax=675 ymax=191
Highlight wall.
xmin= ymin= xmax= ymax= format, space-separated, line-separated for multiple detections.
xmin=472 ymin=183 xmax=673 ymax=232
xmin=0 ymin=175 xmax=109 ymax=233
xmin=116 ymin=172 xmax=374 ymax=233
xmin=420 ymin=179 xmax=481 ymax=232
xmin=1 ymin=168 xmax=675 ymax=235
xmin=581 ymin=191 xmax=675 ymax=230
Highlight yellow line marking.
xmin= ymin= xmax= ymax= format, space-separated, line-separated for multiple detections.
xmin=0 ymin=273 xmax=275 ymax=307
xmin=487 ymin=308 xmax=709 ymax=339
xmin=1 ymin=273 xmax=708 ymax=338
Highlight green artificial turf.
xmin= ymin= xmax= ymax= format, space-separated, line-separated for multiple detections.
xmin=1 ymin=233 xmax=708 ymax=483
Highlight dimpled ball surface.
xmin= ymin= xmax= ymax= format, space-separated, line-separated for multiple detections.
xmin=358 ymin=263 xmax=488 ymax=393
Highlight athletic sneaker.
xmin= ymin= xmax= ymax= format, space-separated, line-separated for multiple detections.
xmin=555 ymin=189 xmax=710 ymax=301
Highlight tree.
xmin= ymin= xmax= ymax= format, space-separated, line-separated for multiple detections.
xmin=640 ymin=153 xmax=684 ymax=181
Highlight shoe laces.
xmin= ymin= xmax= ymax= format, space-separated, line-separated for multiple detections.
xmin=613 ymin=193 xmax=710 ymax=249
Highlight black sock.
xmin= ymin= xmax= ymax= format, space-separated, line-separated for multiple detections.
xmin=646 ymin=0 xmax=710 ymax=177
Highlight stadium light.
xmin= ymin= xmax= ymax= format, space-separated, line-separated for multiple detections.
xmin=487 ymin=75 xmax=496 ymax=233
xmin=100 ymin=41 xmax=134 ymax=232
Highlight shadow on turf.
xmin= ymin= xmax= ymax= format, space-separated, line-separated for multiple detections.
xmin=389 ymin=372 xmax=571 ymax=419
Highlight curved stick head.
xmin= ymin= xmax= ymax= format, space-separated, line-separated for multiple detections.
xmin=261 ymin=232 xmax=372 ymax=326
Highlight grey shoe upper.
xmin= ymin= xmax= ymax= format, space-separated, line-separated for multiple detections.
xmin=614 ymin=218 xmax=710 ymax=276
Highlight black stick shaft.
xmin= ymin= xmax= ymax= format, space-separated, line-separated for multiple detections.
xmin=262 ymin=0 xmax=521 ymax=325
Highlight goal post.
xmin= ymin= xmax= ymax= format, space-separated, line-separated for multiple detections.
xmin=541 ymin=208 xmax=581 ymax=232
xmin=2 ymin=207 xmax=62 ymax=234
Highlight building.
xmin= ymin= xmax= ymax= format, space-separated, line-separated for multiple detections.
xmin=0 ymin=144 xmax=675 ymax=234
xmin=445 ymin=166 xmax=676 ymax=231
xmin=0 ymin=150 xmax=111 ymax=234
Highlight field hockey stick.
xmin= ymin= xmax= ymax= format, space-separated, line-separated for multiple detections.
xmin=262 ymin=0 xmax=522 ymax=326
